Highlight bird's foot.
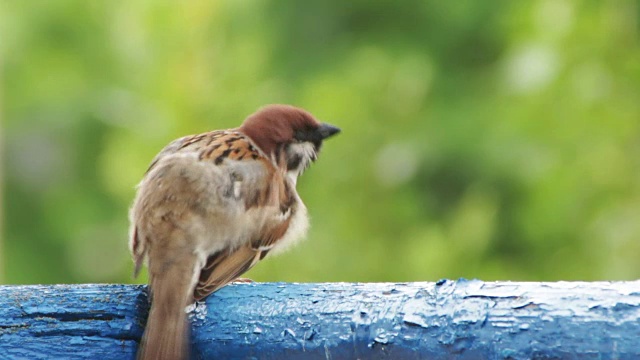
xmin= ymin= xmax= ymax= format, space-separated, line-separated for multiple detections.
xmin=232 ymin=278 xmax=254 ymax=284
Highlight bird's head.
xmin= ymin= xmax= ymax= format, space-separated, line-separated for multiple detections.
xmin=240 ymin=104 xmax=340 ymax=178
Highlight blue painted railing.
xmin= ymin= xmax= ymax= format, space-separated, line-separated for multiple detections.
xmin=1 ymin=280 xmax=639 ymax=359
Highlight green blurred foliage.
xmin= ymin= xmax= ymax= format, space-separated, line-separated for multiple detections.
xmin=2 ymin=1 xmax=639 ymax=285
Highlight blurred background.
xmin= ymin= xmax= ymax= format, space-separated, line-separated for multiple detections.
xmin=2 ymin=1 xmax=639 ymax=285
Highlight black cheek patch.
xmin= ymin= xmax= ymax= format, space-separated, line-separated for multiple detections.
xmin=287 ymin=154 xmax=302 ymax=171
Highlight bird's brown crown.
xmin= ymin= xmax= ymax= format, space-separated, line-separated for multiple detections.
xmin=239 ymin=105 xmax=321 ymax=155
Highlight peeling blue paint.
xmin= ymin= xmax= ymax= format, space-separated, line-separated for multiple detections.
xmin=191 ymin=280 xmax=640 ymax=359
xmin=1 ymin=281 xmax=640 ymax=359
xmin=0 ymin=284 xmax=145 ymax=359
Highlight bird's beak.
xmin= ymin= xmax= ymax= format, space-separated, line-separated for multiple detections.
xmin=318 ymin=123 xmax=341 ymax=139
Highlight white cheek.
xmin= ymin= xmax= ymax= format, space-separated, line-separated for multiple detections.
xmin=287 ymin=142 xmax=317 ymax=180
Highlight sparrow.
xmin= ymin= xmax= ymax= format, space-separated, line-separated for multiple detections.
xmin=128 ymin=104 xmax=340 ymax=360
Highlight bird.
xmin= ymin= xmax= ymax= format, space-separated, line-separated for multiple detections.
xmin=128 ymin=104 xmax=340 ymax=360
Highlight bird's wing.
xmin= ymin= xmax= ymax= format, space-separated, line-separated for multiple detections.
xmin=190 ymin=131 xmax=298 ymax=301
xmin=143 ymin=130 xmax=244 ymax=173
xmin=131 ymin=129 xmax=296 ymax=301
xmin=193 ymin=245 xmax=262 ymax=300
xmin=131 ymin=131 xmax=228 ymax=275
xmin=131 ymin=130 xmax=266 ymax=272
xmin=193 ymin=205 xmax=296 ymax=301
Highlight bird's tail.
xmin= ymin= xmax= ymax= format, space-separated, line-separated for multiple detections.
xmin=137 ymin=254 xmax=198 ymax=360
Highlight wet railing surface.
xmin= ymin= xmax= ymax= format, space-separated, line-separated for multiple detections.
xmin=1 ymin=280 xmax=639 ymax=359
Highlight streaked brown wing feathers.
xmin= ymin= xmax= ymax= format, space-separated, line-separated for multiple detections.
xmin=193 ymin=210 xmax=296 ymax=300
xmin=250 ymin=180 xmax=297 ymax=248
xmin=186 ymin=130 xmax=297 ymax=301
xmin=194 ymin=246 xmax=263 ymax=301
xmin=196 ymin=131 xmax=262 ymax=164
